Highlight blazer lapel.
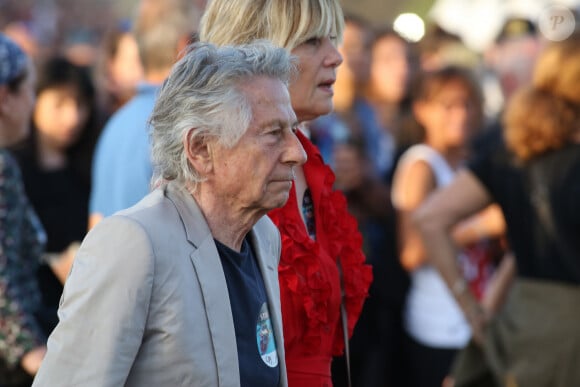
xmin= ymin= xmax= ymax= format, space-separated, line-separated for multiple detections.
xmin=165 ymin=182 xmax=240 ymax=387
xmin=190 ymin=239 xmax=239 ymax=387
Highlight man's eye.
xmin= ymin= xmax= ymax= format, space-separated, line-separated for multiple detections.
xmin=268 ymin=128 xmax=283 ymax=136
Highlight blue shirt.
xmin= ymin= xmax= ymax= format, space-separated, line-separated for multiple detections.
xmin=89 ymin=83 xmax=159 ymax=217
xmin=215 ymin=237 xmax=280 ymax=387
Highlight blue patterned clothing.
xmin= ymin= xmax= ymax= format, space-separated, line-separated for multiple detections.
xmin=0 ymin=149 xmax=46 ymax=371
xmin=0 ymin=34 xmax=27 ymax=86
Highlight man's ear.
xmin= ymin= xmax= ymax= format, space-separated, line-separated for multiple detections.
xmin=183 ymin=129 xmax=212 ymax=174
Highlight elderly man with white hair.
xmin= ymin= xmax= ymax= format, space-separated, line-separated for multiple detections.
xmin=32 ymin=41 xmax=306 ymax=387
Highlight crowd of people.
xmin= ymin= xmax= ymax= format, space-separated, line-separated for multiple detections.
xmin=1 ymin=0 xmax=579 ymax=386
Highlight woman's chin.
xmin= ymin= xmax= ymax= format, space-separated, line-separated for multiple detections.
xmin=296 ymin=103 xmax=334 ymax=122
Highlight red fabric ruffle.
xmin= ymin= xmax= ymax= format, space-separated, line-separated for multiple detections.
xmin=269 ymin=131 xmax=372 ymax=357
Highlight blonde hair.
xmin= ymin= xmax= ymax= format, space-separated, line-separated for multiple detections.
xmin=199 ymin=0 xmax=344 ymax=51
xmin=503 ymin=33 xmax=580 ymax=161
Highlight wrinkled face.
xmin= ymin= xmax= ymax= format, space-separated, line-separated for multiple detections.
xmin=33 ymin=85 xmax=90 ymax=151
xmin=289 ymin=35 xmax=343 ymax=121
xmin=209 ymin=76 xmax=307 ymax=213
xmin=1 ymin=63 xmax=35 ymax=146
xmin=414 ymin=80 xmax=476 ymax=149
xmin=370 ymin=35 xmax=409 ymax=103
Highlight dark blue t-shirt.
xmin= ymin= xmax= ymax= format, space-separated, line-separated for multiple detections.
xmin=215 ymin=237 xmax=280 ymax=387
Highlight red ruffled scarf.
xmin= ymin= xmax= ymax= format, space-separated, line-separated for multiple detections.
xmin=268 ymin=131 xmax=373 ymax=355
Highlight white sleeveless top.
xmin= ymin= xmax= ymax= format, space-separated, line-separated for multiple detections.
xmin=392 ymin=144 xmax=471 ymax=348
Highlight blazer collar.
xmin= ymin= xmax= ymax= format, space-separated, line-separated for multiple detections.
xmin=162 ymin=181 xmax=284 ymax=386
xmin=164 ymin=181 xmax=240 ymax=386
xmin=164 ymin=181 xmax=210 ymax=248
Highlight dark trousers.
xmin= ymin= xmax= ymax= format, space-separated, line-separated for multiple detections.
xmin=403 ymin=333 xmax=457 ymax=387
xmin=332 ymin=297 xmax=407 ymax=387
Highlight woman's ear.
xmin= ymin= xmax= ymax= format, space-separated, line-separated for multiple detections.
xmin=183 ymin=129 xmax=212 ymax=174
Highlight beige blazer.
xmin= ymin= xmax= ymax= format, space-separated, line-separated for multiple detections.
xmin=32 ymin=181 xmax=287 ymax=387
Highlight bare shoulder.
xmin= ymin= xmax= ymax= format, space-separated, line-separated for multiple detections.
xmin=392 ymin=158 xmax=436 ymax=210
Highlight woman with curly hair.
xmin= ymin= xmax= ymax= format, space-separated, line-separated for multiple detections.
xmin=415 ymin=32 xmax=580 ymax=387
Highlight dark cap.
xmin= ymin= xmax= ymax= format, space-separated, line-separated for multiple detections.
xmin=495 ymin=18 xmax=537 ymax=43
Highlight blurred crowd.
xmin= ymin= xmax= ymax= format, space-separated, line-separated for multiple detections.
xmin=1 ymin=0 xmax=580 ymax=386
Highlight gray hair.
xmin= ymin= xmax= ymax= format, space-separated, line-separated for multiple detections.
xmin=150 ymin=40 xmax=294 ymax=188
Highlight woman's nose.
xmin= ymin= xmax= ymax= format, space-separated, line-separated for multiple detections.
xmin=325 ymin=39 xmax=343 ymax=68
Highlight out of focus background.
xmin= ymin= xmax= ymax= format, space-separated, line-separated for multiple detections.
xmin=1 ymin=0 xmax=580 ymax=386
xmin=2 ymin=0 xmax=579 ymax=61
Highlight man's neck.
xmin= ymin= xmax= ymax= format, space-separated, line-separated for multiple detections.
xmin=190 ymin=186 xmax=263 ymax=253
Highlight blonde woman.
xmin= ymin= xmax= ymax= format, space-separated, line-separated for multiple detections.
xmin=201 ymin=1 xmax=373 ymax=385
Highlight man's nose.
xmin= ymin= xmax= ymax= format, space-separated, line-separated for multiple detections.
xmin=285 ymin=130 xmax=307 ymax=166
